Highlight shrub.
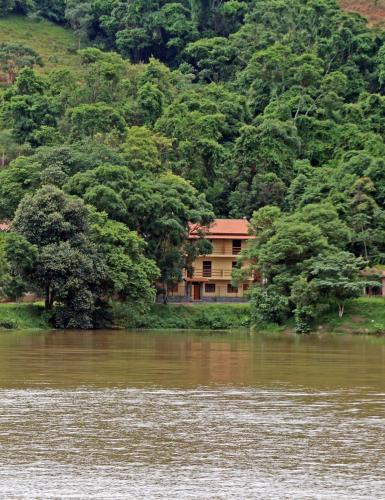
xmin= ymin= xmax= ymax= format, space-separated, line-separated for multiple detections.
xmin=249 ymin=286 xmax=289 ymax=325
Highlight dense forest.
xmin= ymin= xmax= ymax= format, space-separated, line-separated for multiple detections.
xmin=0 ymin=0 xmax=385 ymax=331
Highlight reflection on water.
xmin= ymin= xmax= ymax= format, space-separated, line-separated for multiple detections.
xmin=0 ymin=330 xmax=385 ymax=498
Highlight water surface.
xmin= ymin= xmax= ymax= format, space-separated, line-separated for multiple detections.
xmin=0 ymin=330 xmax=384 ymax=498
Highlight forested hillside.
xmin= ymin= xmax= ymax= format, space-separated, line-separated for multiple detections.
xmin=1 ymin=0 xmax=385 ymax=331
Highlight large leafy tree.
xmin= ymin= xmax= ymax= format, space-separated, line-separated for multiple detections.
xmin=242 ymin=204 xmax=366 ymax=332
xmin=65 ymin=167 xmax=214 ymax=300
xmin=6 ymin=185 xmax=158 ymax=327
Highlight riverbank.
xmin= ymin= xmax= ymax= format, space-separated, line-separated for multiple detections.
xmin=112 ymin=298 xmax=385 ymax=333
xmin=1 ymin=298 xmax=385 ymax=333
xmin=0 ymin=303 xmax=49 ymax=330
xmin=111 ymin=303 xmax=251 ymax=330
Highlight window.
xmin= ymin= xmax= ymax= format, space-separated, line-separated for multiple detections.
xmin=232 ymin=261 xmax=237 ymax=269
xmin=232 ymin=239 xmax=242 ymax=255
xmin=169 ymin=284 xmax=179 ymax=294
xmin=227 ymin=284 xmax=238 ymax=294
xmin=243 ymin=284 xmax=250 ymax=292
xmin=205 ymin=283 xmax=216 ymax=293
xmin=203 ymin=261 xmax=212 ymax=277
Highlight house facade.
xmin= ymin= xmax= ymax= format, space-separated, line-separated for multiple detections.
xmin=168 ymin=219 xmax=254 ymax=302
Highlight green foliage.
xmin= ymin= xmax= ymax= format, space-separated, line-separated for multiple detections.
xmin=112 ymin=302 xmax=250 ymax=330
xmin=0 ymin=42 xmax=43 ymax=83
xmin=89 ymin=209 xmax=159 ymax=311
xmin=67 ymin=103 xmax=126 ymax=140
xmin=244 ymin=204 xmax=372 ymax=332
xmin=249 ymin=286 xmax=289 ymax=325
xmin=0 ymin=303 xmax=49 ymax=330
xmin=5 ymin=185 xmax=159 ymax=328
xmin=0 ymin=156 xmax=41 ymax=219
xmin=1 ymin=0 xmax=385 ymax=330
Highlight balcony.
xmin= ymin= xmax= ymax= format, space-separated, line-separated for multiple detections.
xmin=206 ymin=247 xmax=242 ymax=256
xmin=191 ymin=269 xmax=253 ymax=280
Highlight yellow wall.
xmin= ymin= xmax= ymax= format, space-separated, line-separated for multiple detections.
xmin=193 ymin=255 xmax=237 ymax=279
xmin=210 ymin=239 xmax=245 ymax=255
xmin=167 ymin=238 xmax=252 ymax=299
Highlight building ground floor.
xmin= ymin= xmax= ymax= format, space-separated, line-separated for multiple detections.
xmin=159 ymin=279 xmax=251 ymax=303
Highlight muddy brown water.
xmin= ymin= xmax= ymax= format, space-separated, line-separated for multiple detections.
xmin=0 ymin=329 xmax=385 ymax=499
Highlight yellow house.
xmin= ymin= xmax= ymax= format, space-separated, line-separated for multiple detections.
xmin=169 ymin=219 xmax=254 ymax=302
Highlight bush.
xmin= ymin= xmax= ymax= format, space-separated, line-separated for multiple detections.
xmin=111 ymin=302 xmax=250 ymax=330
xmin=249 ymin=286 xmax=289 ymax=325
xmin=294 ymin=305 xmax=316 ymax=334
xmin=0 ymin=319 xmax=15 ymax=329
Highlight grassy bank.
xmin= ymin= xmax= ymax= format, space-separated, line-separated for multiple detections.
xmin=1 ymin=298 xmax=385 ymax=333
xmin=113 ymin=298 xmax=385 ymax=333
xmin=317 ymin=297 xmax=385 ymax=334
xmin=0 ymin=303 xmax=49 ymax=330
xmin=112 ymin=303 xmax=251 ymax=330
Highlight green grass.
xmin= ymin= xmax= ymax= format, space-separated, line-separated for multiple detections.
xmin=113 ymin=298 xmax=385 ymax=334
xmin=0 ymin=15 xmax=81 ymax=74
xmin=317 ymin=297 xmax=385 ymax=334
xmin=112 ymin=302 xmax=251 ymax=330
xmin=0 ymin=303 xmax=49 ymax=330
xmin=1 ymin=297 xmax=385 ymax=334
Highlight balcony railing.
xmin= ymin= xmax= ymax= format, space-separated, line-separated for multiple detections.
xmin=193 ymin=269 xmax=233 ymax=278
xmin=205 ymin=248 xmax=242 ymax=256
xmin=191 ymin=269 xmax=253 ymax=279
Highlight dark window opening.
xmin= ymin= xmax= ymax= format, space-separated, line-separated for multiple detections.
xmin=227 ymin=284 xmax=238 ymax=294
xmin=205 ymin=284 xmax=216 ymax=293
xmin=203 ymin=261 xmax=212 ymax=277
xmin=169 ymin=284 xmax=179 ymax=294
xmin=232 ymin=240 xmax=242 ymax=255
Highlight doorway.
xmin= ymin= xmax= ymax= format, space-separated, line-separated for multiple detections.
xmin=193 ymin=283 xmax=201 ymax=301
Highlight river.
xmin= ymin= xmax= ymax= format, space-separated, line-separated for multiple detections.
xmin=0 ymin=329 xmax=384 ymax=499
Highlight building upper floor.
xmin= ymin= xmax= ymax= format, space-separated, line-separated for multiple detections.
xmin=189 ymin=219 xmax=253 ymax=257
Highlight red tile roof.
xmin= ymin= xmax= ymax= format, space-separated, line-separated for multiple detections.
xmin=189 ymin=219 xmax=252 ymax=240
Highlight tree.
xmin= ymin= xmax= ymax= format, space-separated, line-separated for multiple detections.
xmin=8 ymin=185 xmax=158 ymax=327
xmin=183 ymin=37 xmax=236 ymax=82
xmin=2 ymin=68 xmax=57 ymax=144
xmin=0 ymin=232 xmax=10 ymax=298
xmin=6 ymin=185 xmax=105 ymax=327
xmin=120 ymin=126 xmax=172 ymax=172
xmin=0 ymin=156 xmax=41 ymax=219
xmin=67 ymin=103 xmax=126 ymax=140
xmin=155 ymin=101 xmax=226 ymax=190
xmin=230 ymin=120 xmax=300 ymax=217
xmin=0 ymin=43 xmax=43 ymax=84
xmin=65 ymin=0 xmax=93 ymax=49
xmin=304 ymin=251 xmax=368 ymax=319
xmin=89 ymin=209 xmax=159 ymax=309
xmin=35 ymin=0 xmax=66 ymax=22
xmin=243 ymin=203 xmax=365 ymax=332
xmin=65 ymin=168 xmax=214 ymax=302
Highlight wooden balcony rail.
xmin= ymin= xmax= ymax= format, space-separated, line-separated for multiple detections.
xmin=192 ymin=269 xmax=255 ymax=279
xmin=208 ymin=247 xmax=243 ymax=256
xmin=193 ymin=269 xmax=233 ymax=278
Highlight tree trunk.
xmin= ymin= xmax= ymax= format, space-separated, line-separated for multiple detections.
xmin=49 ymin=291 xmax=55 ymax=309
xmin=163 ymin=283 xmax=168 ymax=305
xmin=338 ymin=303 xmax=344 ymax=318
xmin=45 ymin=285 xmax=50 ymax=311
